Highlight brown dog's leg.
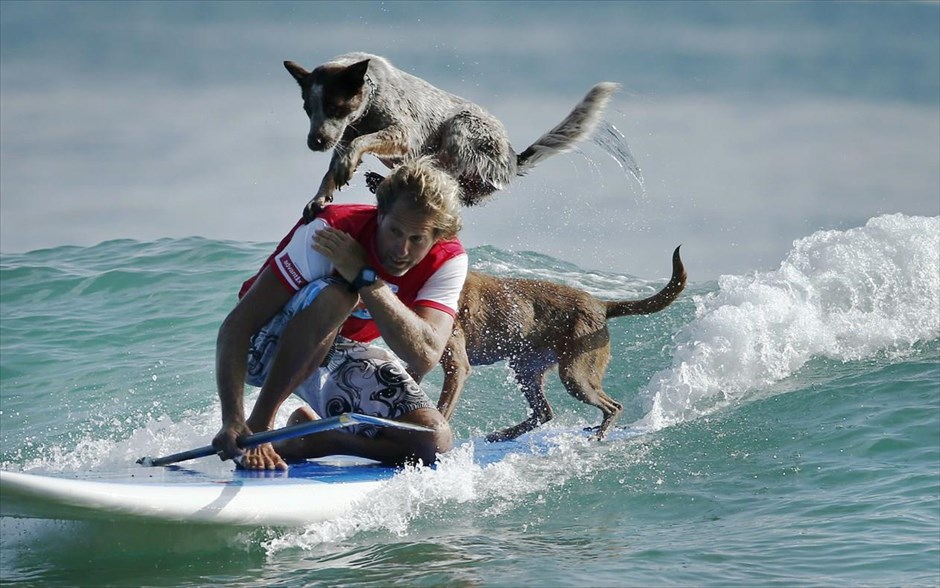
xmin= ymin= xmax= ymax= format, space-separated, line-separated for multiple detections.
xmin=437 ymin=330 xmax=471 ymax=421
xmin=557 ymin=342 xmax=623 ymax=440
xmin=486 ymin=367 xmax=553 ymax=442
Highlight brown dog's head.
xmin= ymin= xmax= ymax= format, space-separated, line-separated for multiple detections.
xmin=284 ymin=58 xmax=370 ymax=152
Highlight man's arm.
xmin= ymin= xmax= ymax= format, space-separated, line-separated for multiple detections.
xmin=213 ymin=268 xmax=294 ymax=459
xmin=312 ymin=226 xmax=460 ymax=377
xmin=358 ymin=283 xmax=455 ymax=377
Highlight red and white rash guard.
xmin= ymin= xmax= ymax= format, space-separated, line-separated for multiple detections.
xmin=239 ymin=204 xmax=468 ymax=344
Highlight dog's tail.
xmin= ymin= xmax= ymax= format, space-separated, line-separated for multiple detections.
xmin=606 ymin=246 xmax=687 ymax=319
xmin=516 ymin=82 xmax=620 ymax=175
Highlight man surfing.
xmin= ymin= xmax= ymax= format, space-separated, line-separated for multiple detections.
xmin=212 ymin=157 xmax=467 ymax=469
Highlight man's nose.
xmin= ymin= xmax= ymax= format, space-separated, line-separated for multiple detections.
xmin=393 ymin=237 xmax=410 ymax=258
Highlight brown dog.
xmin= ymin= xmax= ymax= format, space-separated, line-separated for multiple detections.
xmin=438 ymin=247 xmax=687 ymax=441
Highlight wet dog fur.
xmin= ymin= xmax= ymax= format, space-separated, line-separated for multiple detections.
xmin=284 ymin=52 xmax=620 ymax=218
xmin=438 ymin=247 xmax=687 ymax=442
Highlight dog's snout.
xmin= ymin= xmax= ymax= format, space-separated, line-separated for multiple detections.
xmin=307 ymin=133 xmax=329 ymax=151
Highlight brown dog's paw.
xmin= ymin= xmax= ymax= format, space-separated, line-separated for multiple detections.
xmin=484 ymin=428 xmax=519 ymax=443
xmin=484 ymin=431 xmax=508 ymax=443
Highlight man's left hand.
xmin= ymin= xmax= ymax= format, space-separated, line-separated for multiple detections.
xmin=313 ymin=227 xmax=366 ymax=282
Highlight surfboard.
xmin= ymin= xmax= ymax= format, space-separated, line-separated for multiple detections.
xmin=0 ymin=457 xmax=396 ymax=527
xmin=0 ymin=421 xmax=644 ymax=527
xmin=0 ymin=413 xmax=442 ymax=527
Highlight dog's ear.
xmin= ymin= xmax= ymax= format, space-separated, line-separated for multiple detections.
xmin=284 ymin=61 xmax=310 ymax=85
xmin=337 ymin=59 xmax=370 ymax=95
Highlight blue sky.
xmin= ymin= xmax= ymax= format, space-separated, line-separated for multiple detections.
xmin=2 ymin=1 xmax=937 ymax=279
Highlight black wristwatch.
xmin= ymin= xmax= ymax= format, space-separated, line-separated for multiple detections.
xmin=349 ymin=266 xmax=379 ymax=292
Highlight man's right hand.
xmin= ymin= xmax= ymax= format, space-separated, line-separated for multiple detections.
xmin=212 ymin=422 xmax=252 ymax=461
xmin=212 ymin=423 xmax=288 ymax=470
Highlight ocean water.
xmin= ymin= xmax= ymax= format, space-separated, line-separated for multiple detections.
xmin=3 ymin=1 xmax=938 ymax=281
xmin=0 ymin=213 xmax=937 ymax=586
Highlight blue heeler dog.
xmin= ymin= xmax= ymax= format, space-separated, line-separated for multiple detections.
xmin=284 ymin=52 xmax=620 ymax=219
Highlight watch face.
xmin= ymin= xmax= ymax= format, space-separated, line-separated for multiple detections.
xmin=354 ymin=267 xmax=378 ymax=291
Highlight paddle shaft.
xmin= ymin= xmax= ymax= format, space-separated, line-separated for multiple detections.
xmin=136 ymin=413 xmax=433 ymax=467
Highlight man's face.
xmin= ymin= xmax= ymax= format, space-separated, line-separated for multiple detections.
xmin=375 ymin=200 xmax=438 ymax=277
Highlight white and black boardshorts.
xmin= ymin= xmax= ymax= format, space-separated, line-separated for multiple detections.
xmin=245 ymin=277 xmax=434 ymax=437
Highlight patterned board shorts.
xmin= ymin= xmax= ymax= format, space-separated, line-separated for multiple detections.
xmin=245 ymin=277 xmax=434 ymax=437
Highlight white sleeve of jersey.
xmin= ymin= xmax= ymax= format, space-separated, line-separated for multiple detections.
xmin=414 ymin=253 xmax=469 ymax=313
xmin=275 ymin=218 xmax=334 ymax=287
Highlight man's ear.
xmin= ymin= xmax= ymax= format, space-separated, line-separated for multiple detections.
xmin=284 ymin=60 xmax=310 ymax=85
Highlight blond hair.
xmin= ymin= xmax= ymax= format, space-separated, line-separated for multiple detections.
xmin=375 ymin=157 xmax=463 ymax=240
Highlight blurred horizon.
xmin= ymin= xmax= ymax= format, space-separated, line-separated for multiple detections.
xmin=2 ymin=0 xmax=938 ymax=280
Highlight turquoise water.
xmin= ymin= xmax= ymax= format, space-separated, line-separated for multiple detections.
xmin=1 ymin=213 xmax=937 ymax=586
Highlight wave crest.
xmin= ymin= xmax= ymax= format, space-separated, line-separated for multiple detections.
xmin=640 ymin=214 xmax=940 ymax=429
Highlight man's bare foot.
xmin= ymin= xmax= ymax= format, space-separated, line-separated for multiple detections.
xmin=234 ymin=442 xmax=288 ymax=471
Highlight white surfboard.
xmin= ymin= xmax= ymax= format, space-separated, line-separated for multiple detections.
xmin=0 ymin=458 xmax=394 ymax=527
xmin=1 ymin=420 xmax=643 ymax=527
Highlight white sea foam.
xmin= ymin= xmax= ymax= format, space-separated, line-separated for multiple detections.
xmin=5 ymin=391 xmax=292 ymax=474
xmin=638 ymin=214 xmax=940 ymax=430
xmin=261 ymin=427 xmax=635 ymax=552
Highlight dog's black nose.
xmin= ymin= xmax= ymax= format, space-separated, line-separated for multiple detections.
xmin=307 ymin=134 xmax=327 ymax=151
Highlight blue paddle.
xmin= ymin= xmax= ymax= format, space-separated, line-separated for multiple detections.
xmin=136 ymin=413 xmax=433 ymax=467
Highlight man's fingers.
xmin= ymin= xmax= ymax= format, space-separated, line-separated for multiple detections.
xmin=313 ymin=229 xmax=344 ymax=253
xmin=316 ymin=228 xmax=351 ymax=247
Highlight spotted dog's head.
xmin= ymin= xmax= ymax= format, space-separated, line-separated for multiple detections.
xmin=284 ymin=58 xmax=371 ymax=152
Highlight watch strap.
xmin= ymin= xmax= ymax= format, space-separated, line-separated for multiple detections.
xmin=350 ymin=267 xmax=378 ymax=292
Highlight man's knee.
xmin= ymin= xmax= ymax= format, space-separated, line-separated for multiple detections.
xmin=291 ymin=282 xmax=358 ymax=332
xmin=287 ymin=406 xmax=319 ymax=426
xmin=312 ymin=282 xmax=359 ymax=314
xmin=390 ymin=410 xmax=453 ymax=463
xmin=411 ymin=427 xmax=453 ymax=465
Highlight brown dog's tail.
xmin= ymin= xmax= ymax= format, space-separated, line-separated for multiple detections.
xmin=516 ymin=82 xmax=620 ymax=175
xmin=605 ymin=246 xmax=687 ymax=319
